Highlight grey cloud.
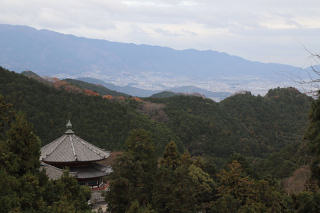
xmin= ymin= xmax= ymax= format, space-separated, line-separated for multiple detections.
xmin=0 ymin=0 xmax=319 ymax=66
xmin=154 ymin=28 xmax=182 ymax=37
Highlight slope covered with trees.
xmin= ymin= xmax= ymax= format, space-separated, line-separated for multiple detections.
xmin=106 ymin=129 xmax=320 ymax=212
xmin=146 ymin=89 xmax=312 ymax=177
xmin=0 ymin=67 xmax=181 ymax=154
xmin=0 ymin=96 xmax=91 ymax=213
xmin=147 ymin=90 xmax=311 ymax=155
xmin=0 ymin=67 xmax=313 ymax=179
xmin=63 ymin=78 xmax=129 ymax=97
xmin=3 ymin=66 xmax=320 ymax=212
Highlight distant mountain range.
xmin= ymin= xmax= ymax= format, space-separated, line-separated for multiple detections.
xmin=0 ymin=24 xmax=313 ymax=96
xmin=77 ymin=77 xmax=231 ymax=100
xmin=77 ymin=77 xmax=156 ymax=97
xmin=21 ymin=71 xmax=228 ymax=100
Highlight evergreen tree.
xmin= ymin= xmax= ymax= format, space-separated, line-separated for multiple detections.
xmin=6 ymin=114 xmax=40 ymax=175
xmin=305 ymin=94 xmax=320 ymax=184
xmin=0 ymin=96 xmax=91 ymax=213
xmin=153 ymin=141 xmax=211 ymax=213
xmin=212 ymin=161 xmax=290 ymax=213
xmin=106 ymin=129 xmax=157 ymax=212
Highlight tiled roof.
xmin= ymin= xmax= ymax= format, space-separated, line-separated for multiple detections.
xmin=40 ymin=162 xmax=111 ymax=180
xmin=40 ymin=122 xmax=110 ymax=163
xmin=70 ymin=163 xmax=112 ymax=179
xmin=40 ymin=162 xmax=76 ymax=180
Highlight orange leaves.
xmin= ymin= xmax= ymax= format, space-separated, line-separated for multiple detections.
xmin=83 ymin=89 xmax=99 ymax=96
xmin=52 ymin=79 xmax=82 ymax=93
xmin=131 ymin=97 xmax=142 ymax=102
xmin=52 ymin=79 xmax=68 ymax=88
xmin=49 ymin=77 xmax=130 ymax=100
xmin=103 ymin=95 xmax=113 ymax=100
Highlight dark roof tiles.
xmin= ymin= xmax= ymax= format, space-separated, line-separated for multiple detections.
xmin=40 ymin=133 xmax=110 ymax=163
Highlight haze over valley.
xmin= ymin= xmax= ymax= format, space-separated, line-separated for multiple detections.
xmin=0 ymin=24 xmax=314 ymax=100
xmin=2 ymin=1 xmax=320 ymax=212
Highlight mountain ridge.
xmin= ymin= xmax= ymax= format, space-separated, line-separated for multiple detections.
xmin=0 ymin=24 xmax=310 ymax=95
xmin=0 ymin=66 xmax=313 ymax=179
xmin=77 ymin=77 xmax=231 ymax=100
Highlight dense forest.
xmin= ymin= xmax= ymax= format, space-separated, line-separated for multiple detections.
xmin=0 ymin=67 xmax=313 ymax=176
xmin=1 ymin=67 xmax=181 ymax=154
xmin=145 ymin=89 xmax=311 ymax=178
xmin=0 ymin=95 xmax=92 ymax=212
xmin=63 ymin=78 xmax=129 ymax=97
xmin=2 ymin=66 xmax=320 ymax=212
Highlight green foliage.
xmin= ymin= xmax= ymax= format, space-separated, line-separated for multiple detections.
xmin=150 ymin=91 xmax=177 ymax=98
xmin=160 ymin=141 xmax=181 ymax=169
xmin=64 ymin=78 xmax=129 ymax=97
xmin=147 ymin=88 xmax=311 ymax=178
xmin=302 ymin=92 xmax=320 ymax=191
xmin=0 ymin=96 xmax=91 ymax=213
xmin=107 ymin=137 xmax=297 ymax=212
xmin=153 ymin=142 xmax=197 ymax=213
xmin=292 ymin=191 xmax=320 ymax=213
xmin=212 ymin=161 xmax=291 ymax=213
xmin=127 ymin=200 xmax=157 ymax=213
xmin=0 ymin=67 xmax=179 ymax=155
xmin=153 ymin=142 xmax=217 ymax=212
xmin=125 ymin=129 xmax=156 ymax=162
xmin=0 ymin=67 xmax=312 ymax=179
xmin=106 ymin=129 xmax=157 ymax=212
xmin=107 ymin=138 xmax=216 ymax=212
xmin=6 ymin=114 xmax=40 ymax=175
xmin=1 ymin=67 xmax=317 ymax=212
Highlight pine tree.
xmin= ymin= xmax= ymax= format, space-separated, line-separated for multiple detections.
xmin=0 ymin=96 xmax=91 ymax=213
xmin=6 ymin=114 xmax=40 ymax=175
xmin=212 ymin=161 xmax=289 ymax=213
xmin=153 ymin=141 xmax=200 ymax=213
xmin=106 ymin=129 xmax=157 ymax=212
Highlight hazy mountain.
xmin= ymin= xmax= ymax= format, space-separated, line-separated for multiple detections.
xmin=21 ymin=70 xmax=52 ymax=86
xmin=150 ymin=91 xmax=178 ymax=98
xmin=77 ymin=77 xmax=158 ymax=97
xmin=64 ymin=79 xmax=129 ymax=97
xmin=78 ymin=77 xmax=231 ymax=100
xmin=0 ymin=24 xmax=310 ymax=95
xmin=169 ymin=86 xmax=231 ymax=101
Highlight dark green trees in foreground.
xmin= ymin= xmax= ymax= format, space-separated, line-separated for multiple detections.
xmin=106 ymin=130 xmax=291 ymax=212
xmin=0 ymin=96 xmax=91 ymax=213
xmin=106 ymin=108 xmax=320 ymax=213
xmin=4 ymin=64 xmax=320 ymax=212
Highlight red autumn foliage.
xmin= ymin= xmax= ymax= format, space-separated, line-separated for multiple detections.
xmin=84 ymin=89 xmax=99 ymax=96
xmin=131 ymin=97 xmax=142 ymax=102
xmin=53 ymin=80 xmax=68 ymax=89
xmin=103 ymin=95 xmax=113 ymax=100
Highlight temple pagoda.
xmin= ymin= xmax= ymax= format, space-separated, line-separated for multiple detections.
xmin=40 ymin=121 xmax=112 ymax=188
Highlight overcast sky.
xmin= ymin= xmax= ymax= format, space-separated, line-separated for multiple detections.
xmin=1 ymin=0 xmax=320 ymax=67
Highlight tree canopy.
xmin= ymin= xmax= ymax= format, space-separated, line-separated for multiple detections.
xmin=0 ymin=96 xmax=91 ymax=213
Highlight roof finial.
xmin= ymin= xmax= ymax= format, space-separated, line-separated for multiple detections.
xmin=66 ymin=120 xmax=72 ymax=129
xmin=65 ymin=120 xmax=74 ymax=134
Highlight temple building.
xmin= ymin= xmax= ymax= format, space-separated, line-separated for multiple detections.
xmin=40 ymin=121 xmax=112 ymax=189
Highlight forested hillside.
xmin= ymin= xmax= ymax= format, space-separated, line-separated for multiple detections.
xmin=145 ymin=89 xmax=312 ymax=177
xmin=0 ymin=67 xmax=180 ymax=154
xmin=63 ymin=78 xmax=129 ymax=97
xmin=0 ymin=96 xmax=92 ymax=213
xmin=147 ymin=90 xmax=311 ymax=156
xmin=2 ymin=66 xmax=320 ymax=212
xmin=0 ymin=67 xmax=313 ymax=178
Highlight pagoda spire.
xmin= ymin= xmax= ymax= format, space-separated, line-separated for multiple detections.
xmin=65 ymin=120 xmax=74 ymax=134
xmin=66 ymin=120 xmax=72 ymax=129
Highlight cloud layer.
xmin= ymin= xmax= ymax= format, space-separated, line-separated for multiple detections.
xmin=1 ymin=0 xmax=320 ymax=66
